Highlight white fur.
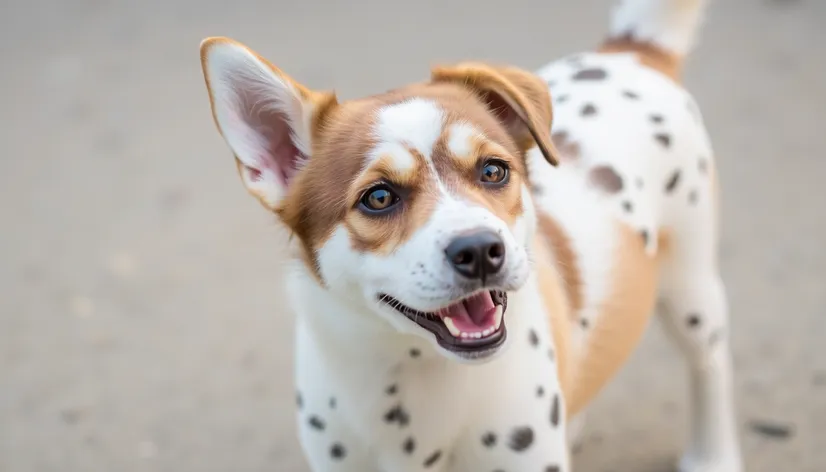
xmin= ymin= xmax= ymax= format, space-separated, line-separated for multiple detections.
xmin=445 ymin=122 xmax=483 ymax=159
xmin=375 ymin=99 xmax=445 ymax=161
xmin=609 ymin=0 xmax=710 ymax=55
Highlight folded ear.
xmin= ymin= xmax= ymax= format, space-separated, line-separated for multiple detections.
xmin=431 ymin=62 xmax=559 ymax=166
xmin=200 ymin=37 xmax=337 ymax=210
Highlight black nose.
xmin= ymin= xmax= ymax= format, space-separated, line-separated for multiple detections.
xmin=444 ymin=230 xmax=506 ymax=283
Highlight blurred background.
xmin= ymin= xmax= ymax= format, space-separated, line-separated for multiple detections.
xmin=1 ymin=0 xmax=824 ymax=471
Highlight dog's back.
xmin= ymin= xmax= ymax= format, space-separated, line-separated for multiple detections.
xmin=526 ymin=2 xmax=741 ymax=470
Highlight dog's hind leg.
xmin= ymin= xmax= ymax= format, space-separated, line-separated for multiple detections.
xmin=657 ymin=214 xmax=743 ymax=472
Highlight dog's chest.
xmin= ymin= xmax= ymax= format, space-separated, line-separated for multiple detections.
xmin=293 ymin=291 xmax=565 ymax=471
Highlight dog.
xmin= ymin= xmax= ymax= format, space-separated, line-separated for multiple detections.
xmin=198 ymin=0 xmax=742 ymax=470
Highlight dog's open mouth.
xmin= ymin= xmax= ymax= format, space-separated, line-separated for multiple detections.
xmin=378 ymin=290 xmax=508 ymax=353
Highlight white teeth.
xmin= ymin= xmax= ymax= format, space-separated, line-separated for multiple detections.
xmin=443 ymin=317 xmax=462 ymax=337
xmin=444 ymin=306 xmax=505 ymax=340
xmin=494 ymin=305 xmax=504 ymax=330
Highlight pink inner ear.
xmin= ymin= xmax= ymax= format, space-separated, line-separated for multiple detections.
xmin=480 ymin=90 xmax=520 ymax=127
xmin=236 ymin=88 xmax=305 ymax=187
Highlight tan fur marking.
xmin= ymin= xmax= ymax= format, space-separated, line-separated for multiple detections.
xmin=599 ymin=33 xmax=683 ymax=82
xmin=565 ymin=222 xmax=663 ymax=417
xmin=536 ymin=212 xmax=584 ymax=316
xmin=533 ymin=234 xmax=574 ymax=398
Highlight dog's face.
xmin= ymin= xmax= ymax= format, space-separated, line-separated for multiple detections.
xmin=200 ymin=38 xmax=559 ymax=362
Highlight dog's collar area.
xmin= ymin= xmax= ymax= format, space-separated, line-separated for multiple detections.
xmin=378 ymin=290 xmax=508 ymax=353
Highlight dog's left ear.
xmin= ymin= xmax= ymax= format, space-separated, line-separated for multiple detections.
xmin=431 ymin=62 xmax=559 ymax=166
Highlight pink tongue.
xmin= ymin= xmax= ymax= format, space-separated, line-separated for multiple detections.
xmin=443 ymin=291 xmax=496 ymax=328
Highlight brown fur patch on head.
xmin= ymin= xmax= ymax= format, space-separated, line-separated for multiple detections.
xmin=277 ymin=81 xmax=534 ymax=274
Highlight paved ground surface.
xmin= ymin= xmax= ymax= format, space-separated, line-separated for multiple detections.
xmin=1 ymin=0 xmax=824 ymax=471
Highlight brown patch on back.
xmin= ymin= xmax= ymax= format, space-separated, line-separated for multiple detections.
xmin=536 ymin=212 xmax=583 ymax=316
xmin=599 ymin=33 xmax=682 ymax=82
xmin=551 ymin=131 xmax=581 ymax=161
xmin=565 ymin=222 xmax=663 ymax=417
xmin=588 ymin=165 xmax=624 ymax=194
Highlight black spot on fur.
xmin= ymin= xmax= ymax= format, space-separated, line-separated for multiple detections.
xmin=555 ymin=94 xmax=570 ymax=104
xmin=509 ymin=427 xmax=535 ymax=452
xmin=296 ymin=393 xmax=303 ymax=410
xmin=580 ymin=318 xmax=589 ymax=329
xmin=308 ymin=415 xmax=326 ymax=431
xmin=688 ymin=189 xmax=699 ymax=205
xmin=330 ymin=443 xmax=346 ymax=460
xmin=581 ymin=103 xmax=598 ymax=116
xmin=640 ymin=229 xmax=650 ymax=246
xmin=622 ymin=90 xmax=640 ymax=100
xmin=665 ymin=170 xmax=681 ymax=193
xmin=329 ymin=398 xmax=337 ymax=409
xmin=654 ymin=133 xmax=672 ymax=148
xmin=550 ymin=394 xmax=561 ymax=427
xmin=687 ymin=314 xmax=702 ymax=328
xmin=423 ymin=450 xmax=442 ymax=468
xmin=529 ymin=329 xmax=540 ymax=347
xmin=409 ymin=348 xmax=421 ymax=358
xmin=623 ymin=200 xmax=633 ymax=213
xmin=572 ymin=68 xmax=607 ymax=81
xmin=546 ymin=466 xmax=561 ymax=472
xmin=482 ymin=432 xmax=497 ymax=448
xmin=403 ymin=437 xmax=416 ymax=454
xmin=537 ymin=386 xmax=545 ymax=397
xmin=384 ymin=404 xmax=410 ymax=427
xmin=649 ymin=114 xmax=665 ymax=124
xmin=386 ymin=384 xmax=398 ymax=396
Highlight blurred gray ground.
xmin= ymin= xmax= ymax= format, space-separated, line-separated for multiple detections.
xmin=1 ymin=0 xmax=824 ymax=471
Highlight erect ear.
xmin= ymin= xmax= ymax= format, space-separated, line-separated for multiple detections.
xmin=200 ymin=37 xmax=338 ymax=211
xmin=431 ymin=62 xmax=559 ymax=166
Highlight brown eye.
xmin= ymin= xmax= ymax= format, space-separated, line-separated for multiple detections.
xmin=480 ymin=160 xmax=509 ymax=185
xmin=360 ymin=186 xmax=400 ymax=213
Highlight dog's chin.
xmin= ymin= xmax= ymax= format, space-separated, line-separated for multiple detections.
xmin=377 ymin=290 xmax=509 ymax=361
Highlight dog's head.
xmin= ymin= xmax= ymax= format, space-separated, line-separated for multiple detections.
xmin=200 ymin=37 xmax=559 ymax=362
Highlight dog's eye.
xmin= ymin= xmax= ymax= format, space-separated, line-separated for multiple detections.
xmin=360 ymin=186 xmax=400 ymax=213
xmin=480 ymin=160 xmax=509 ymax=185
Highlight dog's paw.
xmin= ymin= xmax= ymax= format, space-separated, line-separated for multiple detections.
xmin=678 ymin=452 xmax=743 ymax=472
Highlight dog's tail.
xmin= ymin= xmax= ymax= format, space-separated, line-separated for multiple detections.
xmin=599 ymin=0 xmax=711 ymax=80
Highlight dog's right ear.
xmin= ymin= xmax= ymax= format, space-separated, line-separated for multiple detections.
xmin=200 ymin=37 xmax=337 ymax=211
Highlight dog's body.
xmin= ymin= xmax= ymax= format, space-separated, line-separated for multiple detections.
xmin=199 ymin=0 xmax=741 ymax=471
